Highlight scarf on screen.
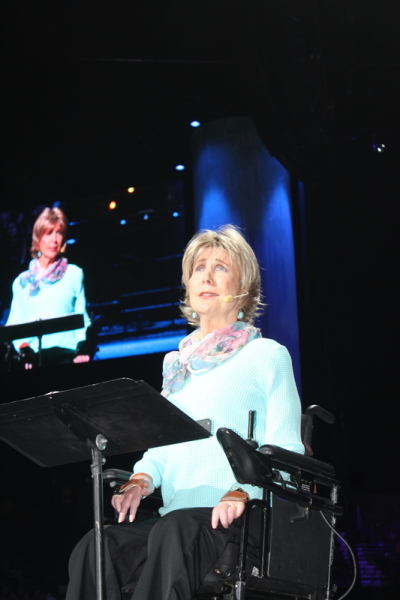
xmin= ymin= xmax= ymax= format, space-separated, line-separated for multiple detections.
xmin=19 ymin=257 xmax=68 ymax=297
xmin=161 ymin=321 xmax=261 ymax=397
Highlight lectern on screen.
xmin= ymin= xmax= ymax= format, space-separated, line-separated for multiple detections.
xmin=0 ymin=378 xmax=211 ymax=600
xmin=0 ymin=313 xmax=85 ymax=368
xmin=0 ymin=313 xmax=85 ymax=345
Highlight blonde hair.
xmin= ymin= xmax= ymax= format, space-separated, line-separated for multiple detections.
xmin=31 ymin=207 xmax=68 ymax=258
xmin=181 ymin=224 xmax=264 ymax=326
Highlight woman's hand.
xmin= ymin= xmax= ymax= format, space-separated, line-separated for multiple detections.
xmin=211 ymin=500 xmax=246 ymax=529
xmin=111 ymin=474 xmax=154 ymax=523
xmin=73 ymin=354 xmax=90 ymax=363
xmin=111 ymin=487 xmax=144 ymax=523
xmin=19 ymin=343 xmax=34 ymax=369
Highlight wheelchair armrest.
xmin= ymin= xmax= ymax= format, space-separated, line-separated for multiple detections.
xmin=217 ymin=428 xmax=343 ymax=516
xmin=259 ymin=444 xmax=336 ymax=478
xmin=217 ymin=428 xmax=275 ymax=486
xmin=103 ymin=468 xmax=131 ymax=489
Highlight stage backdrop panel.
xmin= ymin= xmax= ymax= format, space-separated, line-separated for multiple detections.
xmin=191 ymin=117 xmax=301 ymax=391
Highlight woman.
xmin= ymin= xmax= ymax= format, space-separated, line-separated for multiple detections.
xmin=6 ymin=207 xmax=92 ymax=366
xmin=66 ymin=225 xmax=303 ymax=600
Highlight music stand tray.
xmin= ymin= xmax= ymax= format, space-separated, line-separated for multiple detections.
xmin=0 ymin=378 xmax=211 ymax=600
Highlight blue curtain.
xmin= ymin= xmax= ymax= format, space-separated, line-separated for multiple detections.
xmin=192 ymin=117 xmax=301 ymax=391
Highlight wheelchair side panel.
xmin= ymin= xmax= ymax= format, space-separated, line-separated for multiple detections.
xmin=267 ymin=496 xmax=333 ymax=588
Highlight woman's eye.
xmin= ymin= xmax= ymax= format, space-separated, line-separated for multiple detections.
xmin=195 ymin=265 xmax=204 ymax=272
xmin=215 ymin=264 xmax=227 ymax=271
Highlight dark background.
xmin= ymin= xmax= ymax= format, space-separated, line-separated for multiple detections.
xmin=1 ymin=1 xmax=399 ymax=598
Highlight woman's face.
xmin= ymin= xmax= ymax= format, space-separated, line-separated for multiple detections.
xmin=188 ymin=247 xmax=241 ymax=329
xmin=38 ymin=224 xmax=64 ymax=263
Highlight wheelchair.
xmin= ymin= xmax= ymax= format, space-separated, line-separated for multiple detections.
xmin=103 ymin=406 xmax=346 ymax=600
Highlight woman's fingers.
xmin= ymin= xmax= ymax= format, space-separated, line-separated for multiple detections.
xmin=233 ymin=501 xmax=246 ymax=519
xmin=111 ymin=494 xmax=122 ymax=511
xmin=111 ymin=487 xmax=142 ymax=523
xmin=73 ymin=355 xmax=90 ymax=363
xmin=211 ymin=501 xmax=246 ymax=529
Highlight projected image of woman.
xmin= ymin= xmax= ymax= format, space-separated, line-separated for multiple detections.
xmin=66 ymin=224 xmax=303 ymax=600
xmin=6 ymin=207 xmax=92 ymax=366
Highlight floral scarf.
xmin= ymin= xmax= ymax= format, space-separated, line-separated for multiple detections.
xmin=19 ymin=257 xmax=68 ymax=297
xmin=162 ymin=321 xmax=261 ymax=397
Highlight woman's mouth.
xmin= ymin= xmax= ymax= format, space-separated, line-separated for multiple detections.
xmin=199 ymin=292 xmax=218 ymax=298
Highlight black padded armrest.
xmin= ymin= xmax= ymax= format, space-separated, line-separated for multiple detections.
xmin=259 ymin=445 xmax=336 ymax=478
xmin=217 ymin=428 xmax=343 ymax=516
xmin=103 ymin=468 xmax=131 ymax=488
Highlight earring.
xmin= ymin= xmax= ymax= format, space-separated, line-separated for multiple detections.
xmin=37 ymin=251 xmax=42 ymax=258
xmin=60 ymin=243 xmax=67 ymax=254
xmin=237 ymin=309 xmax=244 ymax=320
xmin=191 ymin=311 xmax=197 ymax=319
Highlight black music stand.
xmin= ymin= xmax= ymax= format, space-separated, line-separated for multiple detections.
xmin=0 ymin=313 xmax=85 ymax=367
xmin=0 ymin=378 xmax=211 ymax=600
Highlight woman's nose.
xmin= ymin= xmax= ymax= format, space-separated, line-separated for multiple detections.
xmin=202 ymin=269 xmax=213 ymax=284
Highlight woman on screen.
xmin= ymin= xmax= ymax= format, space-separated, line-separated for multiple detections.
xmin=6 ymin=207 xmax=92 ymax=366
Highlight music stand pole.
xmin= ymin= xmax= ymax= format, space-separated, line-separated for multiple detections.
xmin=55 ymin=405 xmax=115 ymax=600
xmin=91 ymin=434 xmax=108 ymax=600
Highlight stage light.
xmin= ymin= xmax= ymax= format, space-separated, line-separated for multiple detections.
xmin=143 ymin=214 xmax=149 ymax=220
xmin=172 ymin=212 xmax=179 ymax=217
xmin=109 ymin=201 xmax=117 ymax=210
xmin=373 ymin=143 xmax=386 ymax=153
xmin=120 ymin=219 xmax=127 ymax=225
xmin=190 ymin=121 xmax=201 ymax=127
xmin=372 ymin=131 xmax=389 ymax=153
xmin=175 ymin=165 xmax=185 ymax=171
xmin=66 ymin=238 xmax=76 ymax=245
xmin=127 ymin=187 xmax=135 ymax=193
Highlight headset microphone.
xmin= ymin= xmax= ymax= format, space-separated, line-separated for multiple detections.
xmin=222 ymin=290 xmax=249 ymax=303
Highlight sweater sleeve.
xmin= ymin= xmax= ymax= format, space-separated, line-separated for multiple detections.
xmin=263 ymin=345 xmax=304 ymax=454
xmin=230 ymin=344 xmax=303 ymax=498
xmin=6 ymin=277 xmax=32 ymax=350
xmin=132 ymin=445 xmax=169 ymax=490
xmin=73 ymin=268 xmax=91 ymax=345
xmin=6 ymin=277 xmax=25 ymax=326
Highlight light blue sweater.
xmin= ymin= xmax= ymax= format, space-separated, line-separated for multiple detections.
xmin=6 ymin=264 xmax=91 ymax=352
xmin=134 ymin=336 xmax=304 ymax=516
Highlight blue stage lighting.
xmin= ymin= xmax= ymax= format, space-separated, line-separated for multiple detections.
xmin=143 ymin=214 xmax=149 ymax=220
xmin=172 ymin=212 xmax=179 ymax=217
xmin=120 ymin=219 xmax=126 ymax=225
xmin=175 ymin=165 xmax=185 ymax=171
xmin=190 ymin=121 xmax=201 ymax=127
xmin=66 ymin=238 xmax=76 ymax=245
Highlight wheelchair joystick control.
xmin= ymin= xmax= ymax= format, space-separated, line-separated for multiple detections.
xmin=246 ymin=410 xmax=258 ymax=449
